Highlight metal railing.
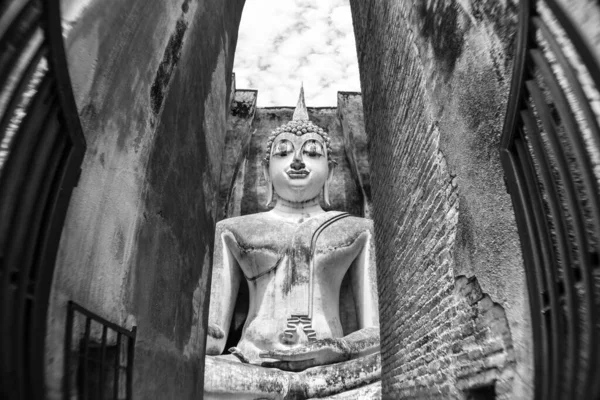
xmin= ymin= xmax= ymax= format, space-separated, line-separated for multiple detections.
xmin=500 ymin=0 xmax=600 ymax=399
xmin=64 ymin=302 xmax=136 ymax=400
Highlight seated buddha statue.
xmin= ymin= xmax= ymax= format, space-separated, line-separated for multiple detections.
xmin=204 ymin=88 xmax=381 ymax=399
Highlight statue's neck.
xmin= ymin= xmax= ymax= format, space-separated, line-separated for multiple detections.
xmin=271 ymin=195 xmax=325 ymax=220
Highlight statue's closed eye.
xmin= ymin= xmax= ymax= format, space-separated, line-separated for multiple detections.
xmin=303 ymin=140 xmax=324 ymax=157
xmin=273 ymin=140 xmax=294 ymax=156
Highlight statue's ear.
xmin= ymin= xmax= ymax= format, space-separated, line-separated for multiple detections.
xmin=262 ymin=160 xmax=275 ymax=207
xmin=323 ymin=160 xmax=336 ymax=207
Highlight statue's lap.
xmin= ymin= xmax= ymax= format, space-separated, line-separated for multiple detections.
xmin=205 ymin=90 xmax=380 ymax=399
xmin=204 ymin=353 xmax=381 ymax=400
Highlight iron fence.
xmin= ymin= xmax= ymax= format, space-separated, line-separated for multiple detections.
xmin=64 ymin=302 xmax=137 ymax=400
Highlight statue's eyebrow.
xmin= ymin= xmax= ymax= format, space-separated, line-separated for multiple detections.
xmin=302 ymin=138 xmax=324 ymax=145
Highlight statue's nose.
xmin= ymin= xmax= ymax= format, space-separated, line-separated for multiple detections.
xmin=290 ymin=151 xmax=305 ymax=170
xmin=290 ymin=159 xmax=305 ymax=170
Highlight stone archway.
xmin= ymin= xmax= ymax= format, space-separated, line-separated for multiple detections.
xmin=1 ymin=0 xmax=599 ymax=399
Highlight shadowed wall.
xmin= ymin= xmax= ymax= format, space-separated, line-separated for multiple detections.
xmin=46 ymin=1 xmax=244 ymax=398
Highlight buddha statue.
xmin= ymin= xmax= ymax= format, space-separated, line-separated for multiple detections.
xmin=204 ymin=88 xmax=380 ymax=399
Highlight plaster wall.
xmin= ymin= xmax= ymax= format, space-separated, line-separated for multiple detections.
xmin=46 ymin=1 xmax=244 ymax=398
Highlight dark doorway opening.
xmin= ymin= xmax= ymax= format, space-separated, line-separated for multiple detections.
xmin=465 ymin=383 xmax=496 ymax=400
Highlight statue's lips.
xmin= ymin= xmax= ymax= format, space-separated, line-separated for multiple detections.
xmin=286 ymin=170 xmax=310 ymax=179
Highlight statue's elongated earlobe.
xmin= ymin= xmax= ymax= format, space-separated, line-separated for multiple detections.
xmin=266 ymin=182 xmax=275 ymax=207
xmin=262 ymin=160 xmax=275 ymax=207
xmin=323 ymin=181 xmax=331 ymax=207
xmin=323 ymin=161 xmax=336 ymax=207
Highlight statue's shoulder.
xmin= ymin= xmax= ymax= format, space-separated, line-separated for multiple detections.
xmin=345 ymin=214 xmax=373 ymax=229
xmin=215 ymin=213 xmax=275 ymax=236
xmin=329 ymin=212 xmax=374 ymax=235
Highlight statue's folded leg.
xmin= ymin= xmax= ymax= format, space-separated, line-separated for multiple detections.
xmin=204 ymin=355 xmax=296 ymax=400
xmin=310 ymin=381 xmax=381 ymax=399
xmin=299 ymin=352 xmax=381 ymax=399
xmin=204 ymin=353 xmax=381 ymax=400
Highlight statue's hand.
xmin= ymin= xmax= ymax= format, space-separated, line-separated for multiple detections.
xmin=259 ymin=338 xmax=351 ymax=371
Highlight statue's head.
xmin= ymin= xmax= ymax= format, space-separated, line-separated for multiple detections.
xmin=262 ymin=87 xmax=336 ymax=207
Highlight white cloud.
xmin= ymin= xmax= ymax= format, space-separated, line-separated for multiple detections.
xmin=234 ymin=0 xmax=361 ymax=107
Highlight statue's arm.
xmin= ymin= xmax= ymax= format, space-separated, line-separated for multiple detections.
xmin=345 ymin=224 xmax=380 ymax=358
xmin=205 ymin=222 xmax=243 ymax=355
xmin=350 ymin=225 xmax=379 ymax=329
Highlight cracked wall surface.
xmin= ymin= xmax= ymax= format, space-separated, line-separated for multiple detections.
xmin=46 ymin=1 xmax=244 ymax=399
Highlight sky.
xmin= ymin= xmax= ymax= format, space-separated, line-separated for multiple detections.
xmin=233 ymin=0 xmax=361 ymax=107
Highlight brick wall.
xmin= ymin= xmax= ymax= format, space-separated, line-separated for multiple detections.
xmin=350 ymin=1 xmax=530 ymax=398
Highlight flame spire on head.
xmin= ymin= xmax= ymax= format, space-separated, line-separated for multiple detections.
xmin=292 ymin=83 xmax=309 ymax=121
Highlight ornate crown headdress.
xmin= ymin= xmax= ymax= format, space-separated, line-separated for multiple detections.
xmin=262 ymin=85 xmax=334 ymax=165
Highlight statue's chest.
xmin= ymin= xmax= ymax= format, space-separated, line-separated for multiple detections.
xmin=230 ymin=219 xmax=363 ymax=284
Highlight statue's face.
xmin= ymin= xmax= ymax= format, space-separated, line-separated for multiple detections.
xmin=267 ymin=131 xmax=331 ymax=203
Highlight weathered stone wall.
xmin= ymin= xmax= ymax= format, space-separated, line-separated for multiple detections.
xmin=219 ymin=88 xmax=258 ymax=220
xmin=350 ymin=1 xmax=531 ymax=398
xmin=46 ymin=1 xmax=244 ymax=399
xmin=338 ymin=92 xmax=372 ymax=218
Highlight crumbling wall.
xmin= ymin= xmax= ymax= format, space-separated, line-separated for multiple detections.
xmin=350 ymin=1 xmax=531 ymax=398
xmin=219 ymin=88 xmax=258 ymax=219
xmin=338 ymin=92 xmax=372 ymax=217
xmin=46 ymin=1 xmax=244 ymax=399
